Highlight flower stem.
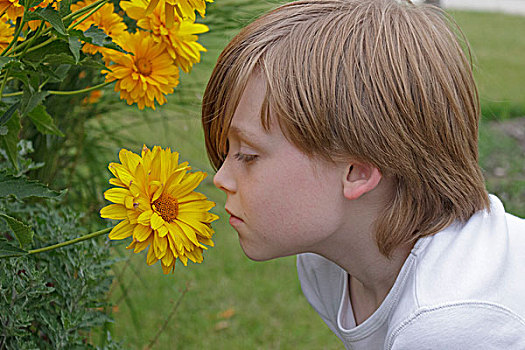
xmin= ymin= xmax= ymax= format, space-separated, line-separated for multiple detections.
xmin=47 ymin=81 xmax=113 ymax=95
xmin=63 ymin=0 xmax=107 ymax=22
xmin=0 ymin=15 xmax=24 ymax=57
xmin=68 ymin=0 xmax=107 ymax=30
xmin=1 ymin=91 xmax=22 ymax=98
xmin=14 ymin=36 xmax=56 ymax=57
xmin=16 ymin=22 xmax=46 ymax=58
xmin=1 ymin=81 xmax=114 ymax=99
xmin=8 ymin=0 xmax=108 ymax=56
xmin=0 ymin=68 xmax=10 ymax=100
xmin=27 ymin=227 xmax=112 ymax=256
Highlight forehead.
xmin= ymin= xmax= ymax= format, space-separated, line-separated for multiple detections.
xmin=229 ymin=76 xmax=268 ymax=134
xmin=227 ymin=73 xmax=282 ymax=145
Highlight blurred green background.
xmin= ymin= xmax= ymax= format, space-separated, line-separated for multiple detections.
xmin=79 ymin=2 xmax=525 ymax=349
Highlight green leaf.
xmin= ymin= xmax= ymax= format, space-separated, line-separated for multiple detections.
xmin=0 ymin=102 xmax=20 ymax=126
xmin=0 ymin=111 xmax=20 ymax=172
xmin=0 ymin=171 xmax=63 ymax=199
xmin=68 ymin=36 xmax=81 ymax=63
xmin=59 ymin=0 xmax=72 ymax=17
xmin=8 ymin=70 xmax=30 ymax=89
xmin=0 ymin=213 xmax=34 ymax=249
xmin=79 ymin=56 xmax=106 ymax=70
xmin=74 ymin=26 xmax=127 ymax=53
xmin=0 ymin=240 xmax=28 ymax=258
xmin=0 ymin=126 xmax=7 ymax=136
xmin=27 ymin=104 xmax=64 ymax=137
xmin=39 ymin=64 xmax=71 ymax=83
xmin=32 ymin=8 xmax=67 ymax=35
xmin=23 ymin=39 xmax=71 ymax=65
xmin=20 ymin=91 xmax=49 ymax=117
xmin=43 ymin=52 xmax=77 ymax=66
xmin=0 ymin=57 xmax=13 ymax=70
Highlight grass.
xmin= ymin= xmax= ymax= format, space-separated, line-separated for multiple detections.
xmin=449 ymin=10 xmax=525 ymax=119
xmin=86 ymin=4 xmax=525 ymax=349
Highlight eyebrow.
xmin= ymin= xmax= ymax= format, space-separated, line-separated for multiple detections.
xmin=228 ymin=125 xmax=261 ymax=144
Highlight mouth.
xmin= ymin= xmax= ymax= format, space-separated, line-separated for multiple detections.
xmin=225 ymin=208 xmax=244 ymax=226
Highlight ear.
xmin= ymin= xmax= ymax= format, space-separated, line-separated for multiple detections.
xmin=343 ymin=163 xmax=382 ymax=200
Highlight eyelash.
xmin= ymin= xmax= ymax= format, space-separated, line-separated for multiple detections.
xmin=233 ymin=152 xmax=258 ymax=163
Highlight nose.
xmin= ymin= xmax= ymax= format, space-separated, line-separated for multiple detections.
xmin=213 ymin=160 xmax=236 ymax=194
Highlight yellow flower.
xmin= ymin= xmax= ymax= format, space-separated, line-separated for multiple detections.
xmin=121 ymin=0 xmax=208 ymax=73
xmin=0 ymin=17 xmax=14 ymax=52
xmin=71 ymin=0 xmax=127 ymax=55
xmin=0 ymin=0 xmax=61 ymax=22
xmin=102 ymin=30 xmax=180 ymax=110
xmin=145 ymin=0 xmax=212 ymax=28
xmin=100 ymin=146 xmax=218 ymax=274
xmin=0 ymin=0 xmax=23 ymax=21
xmin=0 ymin=0 xmax=63 ymax=30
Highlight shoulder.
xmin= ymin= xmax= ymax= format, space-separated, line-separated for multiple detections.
xmin=386 ymin=302 xmax=525 ymax=350
xmin=412 ymin=195 xmax=525 ymax=314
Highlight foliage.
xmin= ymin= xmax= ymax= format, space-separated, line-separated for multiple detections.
xmin=0 ymin=0 xmax=214 ymax=345
xmin=0 ymin=141 xmax=118 ymax=348
xmin=0 ymin=199 xmax=120 ymax=349
xmin=0 ymin=0 xmax=210 ymax=188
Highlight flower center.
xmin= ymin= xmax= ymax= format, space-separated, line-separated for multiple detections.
xmin=136 ymin=58 xmax=153 ymax=76
xmin=152 ymin=194 xmax=178 ymax=222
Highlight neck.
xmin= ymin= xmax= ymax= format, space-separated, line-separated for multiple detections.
xmin=322 ymin=233 xmax=412 ymax=303
xmin=311 ymin=176 xmax=413 ymax=323
xmin=347 ymin=243 xmax=412 ymax=324
xmin=319 ymin=233 xmax=413 ymax=325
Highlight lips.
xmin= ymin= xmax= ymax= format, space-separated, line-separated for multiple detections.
xmin=225 ymin=208 xmax=244 ymax=226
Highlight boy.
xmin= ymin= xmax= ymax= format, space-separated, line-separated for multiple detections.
xmin=201 ymin=0 xmax=525 ymax=348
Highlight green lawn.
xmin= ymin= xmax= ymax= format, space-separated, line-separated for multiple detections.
xmin=450 ymin=10 xmax=525 ymax=119
xmin=94 ymin=4 xmax=525 ymax=349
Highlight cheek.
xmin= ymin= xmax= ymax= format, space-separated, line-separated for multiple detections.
xmin=245 ymin=163 xmax=343 ymax=236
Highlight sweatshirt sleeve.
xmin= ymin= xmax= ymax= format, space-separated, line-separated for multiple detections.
xmin=387 ymin=302 xmax=525 ymax=350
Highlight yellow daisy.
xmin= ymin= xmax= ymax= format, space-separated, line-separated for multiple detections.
xmin=121 ymin=0 xmax=208 ymax=73
xmin=145 ymin=0 xmax=212 ymax=28
xmin=102 ymin=30 xmax=180 ymax=110
xmin=0 ymin=17 xmax=14 ymax=52
xmin=0 ymin=0 xmax=23 ymax=21
xmin=71 ymin=0 xmax=127 ymax=55
xmin=0 ymin=0 xmax=61 ymax=21
xmin=100 ymin=146 xmax=218 ymax=274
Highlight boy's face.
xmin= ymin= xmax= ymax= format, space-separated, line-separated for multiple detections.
xmin=213 ymin=76 xmax=348 ymax=261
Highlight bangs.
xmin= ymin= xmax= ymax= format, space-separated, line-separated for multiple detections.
xmin=202 ymin=54 xmax=261 ymax=170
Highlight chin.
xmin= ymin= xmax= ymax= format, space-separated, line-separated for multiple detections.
xmin=239 ymin=240 xmax=278 ymax=262
xmin=239 ymin=240 xmax=292 ymax=262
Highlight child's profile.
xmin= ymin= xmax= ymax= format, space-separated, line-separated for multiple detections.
xmin=202 ymin=0 xmax=525 ymax=348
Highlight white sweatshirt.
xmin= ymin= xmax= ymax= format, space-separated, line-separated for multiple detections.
xmin=297 ymin=195 xmax=525 ymax=349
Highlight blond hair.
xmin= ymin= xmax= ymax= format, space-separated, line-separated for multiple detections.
xmin=202 ymin=0 xmax=490 ymax=257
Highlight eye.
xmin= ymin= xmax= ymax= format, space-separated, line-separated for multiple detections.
xmin=233 ymin=152 xmax=258 ymax=163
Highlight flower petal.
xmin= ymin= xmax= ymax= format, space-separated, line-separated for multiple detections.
xmin=146 ymin=246 xmax=157 ymax=265
xmin=150 ymin=212 xmax=165 ymax=230
xmin=137 ymin=210 xmax=153 ymax=226
xmin=108 ymin=220 xmax=134 ymax=240
xmin=169 ymin=171 xmax=206 ymax=198
xmin=134 ymin=224 xmax=152 ymax=242
xmin=100 ymin=204 xmax=128 ymax=220
xmin=104 ymin=188 xmax=130 ymax=204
